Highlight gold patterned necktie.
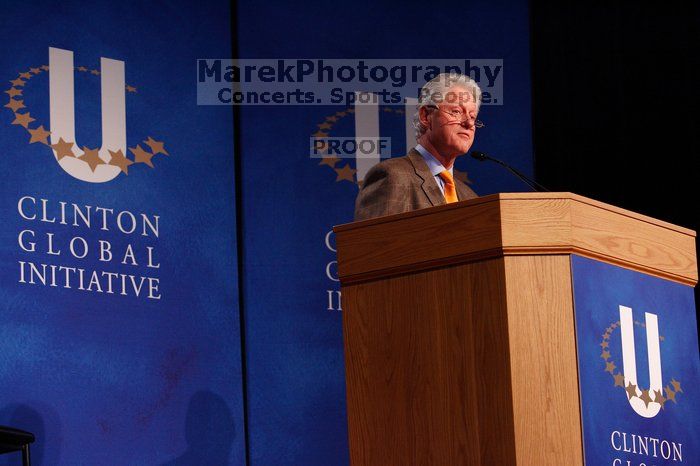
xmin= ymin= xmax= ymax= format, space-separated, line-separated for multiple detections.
xmin=438 ymin=170 xmax=458 ymax=203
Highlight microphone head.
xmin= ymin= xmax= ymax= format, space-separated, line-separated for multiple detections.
xmin=470 ymin=151 xmax=488 ymax=161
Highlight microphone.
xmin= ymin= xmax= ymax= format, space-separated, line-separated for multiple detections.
xmin=470 ymin=151 xmax=550 ymax=192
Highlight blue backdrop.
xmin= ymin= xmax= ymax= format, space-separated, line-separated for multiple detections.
xmin=2 ymin=1 xmax=535 ymax=465
xmin=235 ymin=0 xmax=533 ymax=464
xmin=0 ymin=1 xmax=245 ymax=464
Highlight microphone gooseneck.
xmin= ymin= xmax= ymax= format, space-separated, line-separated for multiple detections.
xmin=469 ymin=151 xmax=550 ymax=192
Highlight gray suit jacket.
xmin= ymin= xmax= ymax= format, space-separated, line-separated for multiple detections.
xmin=354 ymin=149 xmax=478 ymax=221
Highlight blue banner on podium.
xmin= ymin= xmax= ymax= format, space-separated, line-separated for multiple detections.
xmin=571 ymin=255 xmax=699 ymax=465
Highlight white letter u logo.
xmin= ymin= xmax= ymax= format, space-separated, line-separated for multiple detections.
xmin=49 ymin=47 xmax=125 ymax=183
xmin=619 ymin=305 xmax=663 ymax=418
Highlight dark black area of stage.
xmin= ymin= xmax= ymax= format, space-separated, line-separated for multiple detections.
xmin=529 ymin=3 xmax=699 ymax=326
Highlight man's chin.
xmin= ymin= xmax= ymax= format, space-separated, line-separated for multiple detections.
xmin=456 ymin=142 xmax=473 ymax=155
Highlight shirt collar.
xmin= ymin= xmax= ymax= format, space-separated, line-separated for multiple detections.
xmin=415 ymin=144 xmax=453 ymax=177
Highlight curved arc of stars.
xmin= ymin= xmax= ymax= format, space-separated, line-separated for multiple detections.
xmin=600 ymin=319 xmax=683 ymax=410
xmin=4 ymin=64 xmax=167 ymax=177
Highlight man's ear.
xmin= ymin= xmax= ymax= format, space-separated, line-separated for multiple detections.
xmin=419 ymin=106 xmax=432 ymax=131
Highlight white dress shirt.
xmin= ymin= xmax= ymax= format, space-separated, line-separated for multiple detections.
xmin=415 ymin=144 xmax=453 ymax=196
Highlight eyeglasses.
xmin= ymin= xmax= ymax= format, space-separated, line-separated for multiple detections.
xmin=430 ymin=106 xmax=484 ymax=128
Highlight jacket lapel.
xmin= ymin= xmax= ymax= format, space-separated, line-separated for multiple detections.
xmin=455 ymin=175 xmax=475 ymax=201
xmin=408 ymin=149 xmax=445 ymax=207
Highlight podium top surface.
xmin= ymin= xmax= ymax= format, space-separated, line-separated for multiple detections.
xmin=334 ymin=192 xmax=697 ymax=285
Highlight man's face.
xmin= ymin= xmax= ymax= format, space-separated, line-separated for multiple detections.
xmin=421 ymin=85 xmax=479 ymax=158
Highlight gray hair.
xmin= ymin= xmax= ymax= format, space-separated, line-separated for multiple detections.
xmin=412 ymin=73 xmax=482 ymax=139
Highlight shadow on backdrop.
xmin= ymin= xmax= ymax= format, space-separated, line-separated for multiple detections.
xmin=160 ymin=391 xmax=236 ymax=466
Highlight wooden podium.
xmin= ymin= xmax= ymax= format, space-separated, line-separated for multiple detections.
xmin=333 ymin=193 xmax=697 ymax=465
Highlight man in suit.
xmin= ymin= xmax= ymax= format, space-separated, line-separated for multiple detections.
xmin=354 ymin=73 xmax=482 ymax=221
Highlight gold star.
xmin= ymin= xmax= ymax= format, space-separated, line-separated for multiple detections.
xmin=600 ymin=341 xmax=609 ymax=349
xmin=41 ymin=65 xmax=49 ymax=71
xmin=347 ymin=108 xmax=355 ymax=113
xmin=28 ymin=125 xmax=50 ymax=145
xmin=670 ymin=379 xmax=682 ymax=393
xmin=396 ymin=109 xmax=405 ymax=114
xmin=50 ymin=138 xmax=75 ymax=160
xmin=335 ymin=111 xmax=347 ymax=117
xmin=606 ymin=326 xmax=613 ymax=333
xmin=143 ymin=136 xmax=168 ymax=156
xmin=326 ymin=116 xmax=338 ymax=123
xmin=12 ymin=112 xmax=36 ymax=128
xmin=78 ymin=146 xmax=103 ymax=172
xmin=625 ymin=381 xmax=638 ymax=399
xmin=664 ymin=386 xmax=677 ymax=404
xmin=611 ymin=322 xmax=619 ymax=328
xmin=654 ymin=389 xmax=666 ymax=409
xmin=5 ymin=99 xmax=25 ymax=112
xmin=130 ymin=144 xmax=154 ymax=167
xmin=319 ymin=156 xmax=340 ymax=168
xmin=383 ymin=107 xmax=392 ymax=112
xmin=639 ymin=389 xmax=653 ymax=408
xmin=312 ymin=130 xmax=328 ymax=138
xmin=90 ymin=69 xmax=100 ymax=75
xmin=108 ymin=149 xmax=133 ymax=174
xmin=600 ymin=350 xmax=611 ymax=360
xmin=614 ymin=373 xmax=625 ymax=387
xmin=334 ymin=164 xmax=356 ymax=182
xmin=317 ymin=122 xmax=332 ymax=130
xmin=5 ymin=87 xmax=22 ymax=98
xmin=126 ymin=85 xmax=137 ymax=93
xmin=19 ymin=72 xmax=31 ymax=79
xmin=602 ymin=333 xmax=610 ymax=341
xmin=77 ymin=66 xmax=88 ymax=72
xmin=30 ymin=67 xmax=41 ymax=74
xmin=605 ymin=361 xmax=616 ymax=374
xmin=10 ymin=78 xmax=25 ymax=87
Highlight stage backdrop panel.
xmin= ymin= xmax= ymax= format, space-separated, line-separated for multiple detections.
xmin=235 ymin=0 xmax=534 ymax=464
xmin=571 ymin=255 xmax=699 ymax=465
xmin=0 ymin=1 xmax=245 ymax=465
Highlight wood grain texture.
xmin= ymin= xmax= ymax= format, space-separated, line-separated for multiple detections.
xmin=337 ymin=193 xmax=696 ymax=465
xmin=503 ymin=255 xmax=583 ymax=465
xmin=342 ymin=259 xmax=517 ymax=465
xmin=337 ymin=198 xmax=502 ymax=283
xmin=342 ymin=255 xmax=584 ymax=465
xmin=335 ymin=193 xmax=697 ymax=285
xmin=568 ymin=200 xmax=696 ymax=284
